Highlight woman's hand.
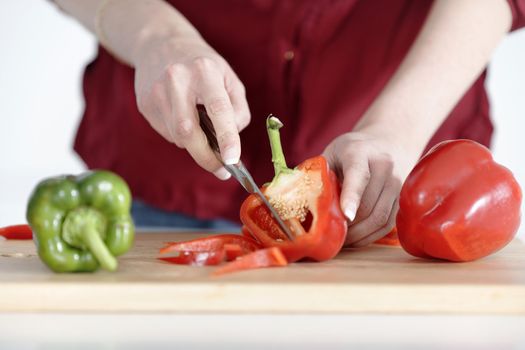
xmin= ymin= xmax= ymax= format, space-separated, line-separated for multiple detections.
xmin=323 ymin=129 xmax=421 ymax=247
xmin=53 ymin=0 xmax=253 ymax=180
xmin=134 ymin=35 xmax=250 ymax=180
xmin=322 ymin=0 xmax=512 ymax=247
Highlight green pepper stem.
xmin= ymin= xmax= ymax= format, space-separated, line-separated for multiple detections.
xmin=82 ymin=228 xmax=118 ymax=272
xmin=62 ymin=207 xmax=118 ymax=272
xmin=267 ymin=116 xmax=291 ymax=177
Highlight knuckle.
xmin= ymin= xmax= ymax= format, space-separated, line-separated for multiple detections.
xmin=345 ymin=140 xmax=367 ymax=155
xmin=207 ymin=97 xmax=233 ymax=117
xmin=173 ymin=119 xmax=194 ymax=140
xmin=235 ymin=82 xmax=246 ymax=95
xmin=362 ymin=167 xmax=372 ymax=182
xmin=389 ymin=176 xmax=403 ymax=193
xmin=357 ymin=198 xmax=373 ymax=216
xmin=193 ymin=151 xmax=220 ymax=172
xmin=377 ymin=153 xmax=395 ymax=171
xmin=165 ymin=63 xmax=186 ymax=81
xmin=237 ymin=113 xmax=251 ymax=130
xmin=192 ymin=57 xmax=217 ymax=74
xmin=217 ymin=130 xmax=239 ymax=148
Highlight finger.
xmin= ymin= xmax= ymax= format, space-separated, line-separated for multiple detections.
xmin=340 ymin=154 xmax=371 ymax=222
xmin=354 ymin=156 xmax=394 ymax=223
xmin=195 ymin=60 xmax=241 ymax=165
xmin=165 ymin=70 xmax=228 ymax=179
xmin=350 ymin=199 xmax=399 ymax=248
xmin=345 ymin=177 xmax=400 ymax=245
xmin=225 ymin=71 xmax=251 ymax=131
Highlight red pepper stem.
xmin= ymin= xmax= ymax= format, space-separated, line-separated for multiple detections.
xmin=267 ymin=116 xmax=292 ymax=177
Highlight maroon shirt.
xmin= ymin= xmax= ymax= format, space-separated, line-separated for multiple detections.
xmin=75 ymin=0 xmax=525 ymax=222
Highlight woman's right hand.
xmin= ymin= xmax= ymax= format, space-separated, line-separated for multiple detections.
xmin=133 ymin=34 xmax=251 ymax=180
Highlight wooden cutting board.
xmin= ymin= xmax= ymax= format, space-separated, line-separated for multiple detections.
xmin=1 ymin=232 xmax=524 ymax=314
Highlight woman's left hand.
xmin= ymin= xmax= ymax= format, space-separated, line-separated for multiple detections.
xmin=323 ymin=129 xmax=421 ymax=247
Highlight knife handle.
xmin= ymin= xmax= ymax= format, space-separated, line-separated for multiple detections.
xmin=197 ymin=105 xmax=222 ymax=157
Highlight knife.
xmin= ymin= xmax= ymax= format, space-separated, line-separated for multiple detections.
xmin=197 ymin=105 xmax=294 ymax=241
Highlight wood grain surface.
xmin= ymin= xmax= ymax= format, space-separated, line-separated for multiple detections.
xmin=1 ymin=232 xmax=524 ymax=314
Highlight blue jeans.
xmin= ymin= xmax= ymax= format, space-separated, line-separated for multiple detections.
xmin=131 ymin=200 xmax=241 ymax=231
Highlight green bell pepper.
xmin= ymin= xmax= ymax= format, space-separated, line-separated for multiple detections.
xmin=26 ymin=170 xmax=134 ymax=273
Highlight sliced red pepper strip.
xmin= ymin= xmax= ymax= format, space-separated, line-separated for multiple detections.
xmin=241 ymin=225 xmax=258 ymax=241
xmin=374 ymin=227 xmax=401 ymax=246
xmin=0 ymin=224 xmax=33 ymax=240
xmin=160 ymin=234 xmax=261 ymax=255
xmin=223 ymin=243 xmax=244 ymax=261
xmin=158 ymin=249 xmax=226 ymax=266
xmin=212 ymin=247 xmax=288 ymax=276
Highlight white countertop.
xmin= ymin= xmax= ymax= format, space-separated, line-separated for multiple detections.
xmin=0 ymin=313 xmax=524 ymax=349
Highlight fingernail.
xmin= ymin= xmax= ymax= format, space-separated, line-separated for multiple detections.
xmin=222 ymin=147 xmax=240 ymax=165
xmin=344 ymin=203 xmax=357 ymax=222
xmin=213 ymin=167 xmax=231 ymax=180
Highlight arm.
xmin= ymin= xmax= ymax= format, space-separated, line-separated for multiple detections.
xmin=53 ymin=0 xmax=251 ymax=179
xmin=324 ymin=0 xmax=512 ymax=246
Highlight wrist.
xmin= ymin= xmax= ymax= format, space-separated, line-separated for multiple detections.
xmin=353 ymin=102 xmax=432 ymax=161
xmin=131 ymin=27 xmax=204 ymax=65
xmin=95 ymin=0 xmax=202 ymax=66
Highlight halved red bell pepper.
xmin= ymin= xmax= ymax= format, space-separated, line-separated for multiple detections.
xmin=397 ymin=139 xmax=522 ymax=262
xmin=212 ymin=247 xmax=288 ymax=276
xmin=158 ymin=117 xmax=347 ymax=274
xmin=240 ymin=117 xmax=347 ymax=262
xmin=0 ymin=224 xmax=33 ymax=240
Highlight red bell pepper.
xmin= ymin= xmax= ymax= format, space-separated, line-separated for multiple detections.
xmin=0 ymin=224 xmax=33 ymax=240
xmin=240 ymin=117 xmax=347 ymax=262
xmin=397 ymin=139 xmax=522 ymax=262
xmin=212 ymin=247 xmax=288 ymax=276
xmin=374 ymin=227 xmax=401 ymax=246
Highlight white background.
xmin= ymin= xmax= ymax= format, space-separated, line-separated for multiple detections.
xmin=1 ymin=1 xmax=524 ymax=239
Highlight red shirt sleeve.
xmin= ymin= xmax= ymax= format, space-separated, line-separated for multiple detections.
xmin=507 ymin=0 xmax=525 ymax=31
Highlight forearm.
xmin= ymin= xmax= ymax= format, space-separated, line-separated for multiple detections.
xmin=355 ymin=0 xmax=512 ymax=152
xmin=53 ymin=0 xmax=201 ymax=65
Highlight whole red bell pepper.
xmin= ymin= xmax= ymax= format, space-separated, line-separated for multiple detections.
xmin=397 ymin=139 xmax=522 ymax=262
xmin=240 ymin=116 xmax=347 ymax=262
